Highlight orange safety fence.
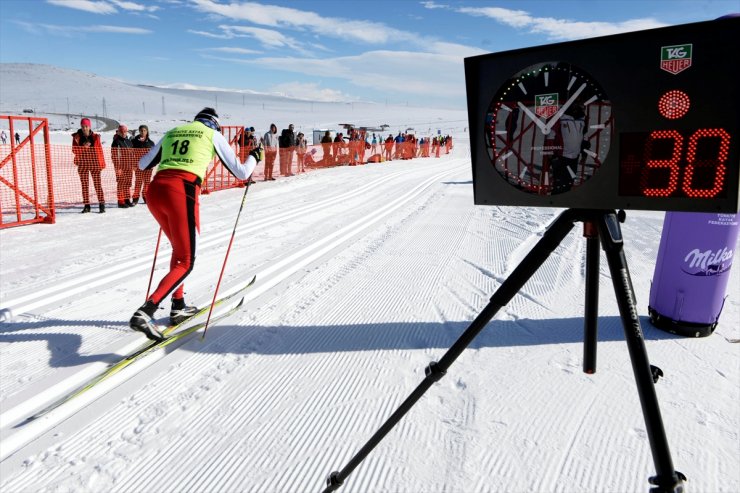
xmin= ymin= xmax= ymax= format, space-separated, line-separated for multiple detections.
xmin=2 ymin=119 xmax=451 ymax=229
xmin=1 ymin=115 xmax=55 ymax=228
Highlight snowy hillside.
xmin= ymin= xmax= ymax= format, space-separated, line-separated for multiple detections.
xmin=1 ymin=64 xmax=739 ymax=493
xmin=0 ymin=64 xmax=467 ymax=143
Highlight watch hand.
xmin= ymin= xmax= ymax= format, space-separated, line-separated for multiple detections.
xmin=516 ymin=101 xmax=549 ymax=134
xmin=543 ymin=82 xmax=586 ymax=134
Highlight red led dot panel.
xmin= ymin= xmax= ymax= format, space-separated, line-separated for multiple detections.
xmin=658 ymin=90 xmax=691 ymax=120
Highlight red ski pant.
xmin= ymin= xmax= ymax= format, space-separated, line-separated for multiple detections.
xmin=146 ymin=170 xmax=200 ymax=306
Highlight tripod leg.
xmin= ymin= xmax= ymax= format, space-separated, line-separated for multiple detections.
xmin=323 ymin=209 xmax=582 ymax=493
xmin=583 ymin=232 xmax=600 ymax=374
xmin=597 ymin=212 xmax=685 ymax=492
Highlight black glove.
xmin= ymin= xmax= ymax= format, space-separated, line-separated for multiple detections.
xmin=249 ymin=145 xmax=263 ymax=162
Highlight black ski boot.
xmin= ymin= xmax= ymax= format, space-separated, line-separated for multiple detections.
xmin=130 ymin=300 xmax=164 ymax=340
xmin=99 ymin=203 xmax=106 ymax=213
xmin=81 ymin=204 xmax=91 ymax=213
xmin=170 ymin=297 xmax=198 ymax=325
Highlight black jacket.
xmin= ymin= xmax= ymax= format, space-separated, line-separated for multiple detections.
xmin=132 ymin=134 xmax=154 ymax=149
xmin=279 ymin=128 xmax=296 ymax=148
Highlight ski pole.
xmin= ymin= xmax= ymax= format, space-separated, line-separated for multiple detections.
xmin=145 ymin=228 xmax=162 ymax=301
xmin=202 ymin=180 xmax=252 ymax=339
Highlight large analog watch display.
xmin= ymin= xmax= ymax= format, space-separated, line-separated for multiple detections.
xmin=485 ymin=62 xmax=613 ymax=195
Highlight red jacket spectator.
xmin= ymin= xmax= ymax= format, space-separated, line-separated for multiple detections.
xmin=71 ymin=118 xmax=106 ymax=212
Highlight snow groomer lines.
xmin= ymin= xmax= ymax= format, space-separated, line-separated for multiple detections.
xmin=1 ymin=159 xmax=463 ymax=319
xmin=0 ymin=160 xmax=465 ymax=456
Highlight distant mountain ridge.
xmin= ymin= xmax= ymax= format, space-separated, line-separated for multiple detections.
xmin=0 ymin=62 xmax=467 ymax=137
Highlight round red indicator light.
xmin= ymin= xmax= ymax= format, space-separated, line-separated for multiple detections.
xmin=658 ymin=90 xmax=690 ymax=119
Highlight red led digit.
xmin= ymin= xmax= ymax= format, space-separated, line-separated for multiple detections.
xmin=682 ymin=128 xmax=731 ymax=198
xmin=641 ymin=130 xmax=683 ymax=197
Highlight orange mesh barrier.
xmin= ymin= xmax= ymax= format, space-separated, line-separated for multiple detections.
xmin=2 ymin=118 xmax=447 ymax=228
xmin=1 ymin=115 xmax=55 ymax=229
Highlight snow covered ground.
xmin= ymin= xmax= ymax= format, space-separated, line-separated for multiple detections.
xmin=1 ymin=64 xmax=739 ymax=493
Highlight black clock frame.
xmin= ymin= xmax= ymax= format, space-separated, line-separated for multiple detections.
xmin=466 ymin=17 xmax=740 ymax=212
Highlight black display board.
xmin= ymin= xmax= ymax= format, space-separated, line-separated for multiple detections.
xmin=465 ymin=17 xmax=739 ymax=212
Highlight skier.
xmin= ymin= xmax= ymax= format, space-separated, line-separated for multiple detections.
xmin=549 ymin=102 xmax=589 ymax=193
xmin=129 ymin=108 xmax=262 ymax=340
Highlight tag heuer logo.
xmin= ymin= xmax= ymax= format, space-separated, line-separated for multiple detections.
xmin=661 ymin=44 xmax=692 ymax=74
xmin=535 ymin=93 xmax=559 ymax=117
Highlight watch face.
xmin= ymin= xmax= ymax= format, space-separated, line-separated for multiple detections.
xmin=485 ymin=61 xmax=613 ymax=195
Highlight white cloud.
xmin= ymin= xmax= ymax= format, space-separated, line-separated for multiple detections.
xmin=201 ymin=46 xmax=263 ymax=55
xmin=46 ymin=0 xmax=117 ymax=14
xmin=456 ymin=6 xmax=666 ymax=40
xmin=47 ymin=0 xmax=159 ymax=14
xmin=15 ymin=21 xmax=151 ymax=36
xmin=190 ymin=25 xmax=320 ymax=56
xmin=85 ymin=25 xmax=152 ymax=33
xmin=109 ymin=0 xmax=160 ymax=12
xmin=188 ymin=29 xmax=232 ymax=39
xmin=223 ymin=25 xmax=300 ymax=49
xmin=420 ymin=1 xmax=449 ymax=9
xmin=188 ymin=0 xmax=479 ymax=53
xmin=269 ymin=82 xmax=353 ymax=102
xmin=250 ymin=50 xmax=466 ymax=100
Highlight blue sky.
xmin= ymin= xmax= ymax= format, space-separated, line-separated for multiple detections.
xmin=1 ymin=0 xmax=737 ymax=108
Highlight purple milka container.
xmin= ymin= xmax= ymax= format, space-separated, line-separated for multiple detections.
xmin=649 ymin=212 xmax=739 ymax=337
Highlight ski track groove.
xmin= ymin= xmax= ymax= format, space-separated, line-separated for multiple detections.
xmin=0 ymin=162 xmax=446 ymax=315
xmin=9 ymin=152 xmax=728 ymax=492
xmin=1 ymin=158 xmax=456 ymax=418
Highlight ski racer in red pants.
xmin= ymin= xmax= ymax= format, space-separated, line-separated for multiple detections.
xmin=129 ymin=108 xmax=261 ymax=340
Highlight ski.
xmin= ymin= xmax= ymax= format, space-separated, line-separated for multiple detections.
xmin=160 ymin=274 xmax=256 ymax=338
xmin=23 ymin=277 xmax=255 ymax=423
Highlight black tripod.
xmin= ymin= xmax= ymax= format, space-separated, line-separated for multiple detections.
xmin=323 ymin=209 xmax=686 ymax=493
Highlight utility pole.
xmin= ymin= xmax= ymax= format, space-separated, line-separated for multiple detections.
xmin=162 ymin=96 xmax=166 ymax=116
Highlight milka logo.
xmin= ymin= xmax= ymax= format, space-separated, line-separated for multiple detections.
xmin=535 ymin=93 xmax=558 ymax=118
xmin=661 ymin=43 xmax=692 ymax=74
xmin=682 ymin=247 xmax=733 ymax=276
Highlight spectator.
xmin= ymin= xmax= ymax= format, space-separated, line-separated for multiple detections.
xmin=131 ymin=124 xmax=154 ymax=205
xmin=111 ymin=124 xmax=134 ymax=208
xmin=279 ymin=124 xmax=296 ymax=176
xmin=358 ymin=129 xmax=368 ymax=165
xmin=0 ymin=130 xmax=7 ymax=144
xmin=15 ymin=132 xmax=20 ymax=144
xmin=72 ymin=117 xmax=106 ymax=213
xmin=333 ymin=132 xmax=344 ymax=164
xmin=394 ymin=132 xmax=405 ymax=159
xmin=237 ymin=126 xmax=258 ymax=185
xmin=296 ymin=132 xmax=307 ymax=173
xmin=130 ymin=107 xmax=260 ymax=340
xmin=384 ymin=134 xmax=394 ymax=161
xmin=238 ymin=126 xmax=256 ymax=161
xmin=371 ymin=133 xmax=378 ymax=154
xmin=321 ymin=130 xmax=333 ymax=165
xmin=263 ymin=123 xmax=278 ymax=181
xmin=348 ymin=129 xmax=359 ymax=166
